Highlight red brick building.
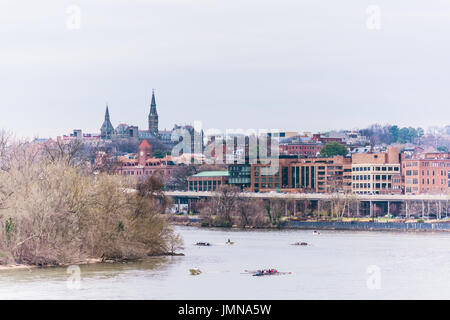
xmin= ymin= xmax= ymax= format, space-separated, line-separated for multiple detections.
xmin=279 ymin=143 xmax=323 ymax=157
xmin=116 ymin=140 xmax=176 ymax=179
xmin=249 ymin=155 xmax=351 ymax=193
xmin=311 ymin=134 xmax=344 ymax=144
xmin=402 ymin=152 xmax=450 ymax=194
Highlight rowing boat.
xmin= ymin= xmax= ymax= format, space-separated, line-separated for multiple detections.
xmin=195 ymin=242 xmax=211 ymax=246
xmin=243 ymin=269 xmax=291 ymax=277
xmin=291 ymin=242 xmax=308 ymax=246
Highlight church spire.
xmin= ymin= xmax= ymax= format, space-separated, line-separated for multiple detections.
xmin=100 ymin=104 xmax=114 ymax=140
xmin=150 ymin=89 xmax=157 ymax=115
xmin=105 ymin=104 xmax=110 ymax=120
xmin=148 ymin=89 xmax=159 ymax=135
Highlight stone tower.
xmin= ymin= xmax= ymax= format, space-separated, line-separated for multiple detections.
xmin=100 ymin=105 xmax=114 ymax=140
xmin=148 ymin=90 xmax=158 ymax=135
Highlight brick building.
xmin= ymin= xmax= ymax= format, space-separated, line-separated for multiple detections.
xmin=116 ymin=140 xmax=176 ymax=179
xmin=249 ymin=155 xmax=351 ymax=193
xmin=351 ymin=147 xmax=402 ymax=195
xmin=311 ymin=133 xmax=344 ymax=144
xmin=402 ymin=152 xmax=450 ymax=194
xmin=279 ymin=142 xmax=323 ymax=157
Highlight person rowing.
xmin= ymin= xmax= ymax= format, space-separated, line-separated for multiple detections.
xmin=196 ymin=242 xmax=211 ymax=246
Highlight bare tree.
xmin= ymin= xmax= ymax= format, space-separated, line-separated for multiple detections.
xmin=0 ymin=134 xmax=179 ymax=266
xmin=43 ymin=138 xmax=87 ymax=166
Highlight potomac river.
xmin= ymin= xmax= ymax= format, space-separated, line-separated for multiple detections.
xmin=0 ymin=226 xmax=449 ymax=299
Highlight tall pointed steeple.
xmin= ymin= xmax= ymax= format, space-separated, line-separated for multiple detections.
xmin=105 ymin=105 xmax=110 ymax=120
xmin=100 ymin=104 xmax=114 ymax=140
xmin=150 ymin=89 xmax=157 ymax=114
xmin=148 ymin=89 xmax=159 ymax=135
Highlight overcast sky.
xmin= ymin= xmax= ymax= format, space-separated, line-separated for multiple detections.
xmin=1 ymin=0 xmax=450 ymax=139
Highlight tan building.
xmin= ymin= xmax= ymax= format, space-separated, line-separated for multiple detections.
xmin=351 ymin=147 xmax=402 ymax=194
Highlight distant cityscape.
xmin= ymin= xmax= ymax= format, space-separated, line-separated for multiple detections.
xmin=30 ymin=90 xmax=450 ymax=197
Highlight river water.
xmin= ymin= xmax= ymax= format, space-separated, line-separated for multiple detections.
xmin=1 ymin=226 xmax=449 ymax=299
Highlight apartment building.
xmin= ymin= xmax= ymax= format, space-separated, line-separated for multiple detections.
xmin=351 ymin=147 xmax=402 ymax=194
xmin=402 ymin=152 xmax=450 ymax=194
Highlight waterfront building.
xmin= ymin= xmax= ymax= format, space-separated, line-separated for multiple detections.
xmin=402 ymin=152 xmax=450 ymax=194
xmin=249 ymin=155 xmax=351 ymax=193
xmin=187 ymin=171 xmax=229 ymax=192
xmin=228 ymin=164 xmax=251 ymax=190
xmin=351 ymin=147 xmax=402 ymax=195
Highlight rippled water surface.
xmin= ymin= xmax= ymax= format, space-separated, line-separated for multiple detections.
xmin=1 ymin=226 xmax=449 ymax=299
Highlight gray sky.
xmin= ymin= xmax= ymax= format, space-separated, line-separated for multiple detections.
xmin=1 ymin=0 xmax=450 ymax=139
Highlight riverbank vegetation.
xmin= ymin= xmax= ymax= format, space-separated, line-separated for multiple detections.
xmin=193 ymin=186 xmax=365 ymax=228
xmin=0 ymin=132 xmax=182 ymax=267
xmin=183 ymin=184 xmax=450 ymax=229
xmin=196 ymin=186 xmax=289 ymax=228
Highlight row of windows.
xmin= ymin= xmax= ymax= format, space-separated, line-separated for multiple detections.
xmin=123 ymin=162 xmax=168 ymax=167
xmin=122 ymin=170 xmax=164 ymax=175
xmin=405 ymin=170 xmax=449 ymax=176
xmin=352 ymin=175 xmax=393 ymax=181
xmin=229 ymin=178 xmax=251 ymax=184
xmin=404 ymin=162 xmax=450 ymax=168
xmin=405 ymin=178 xmax=449 ymax=186
xmin=282 ymin=145 xmax=321 ymax=150
xmin=254 ymin=177 xmax=280 ymax=183
xmin=353 ymin=183 xmax=392 ymax=189
xmin=406 ymin=186 xmax=448 ymax=193
xmin=254 ymin=183 xmax=280 ymax=189
xmin=189 ymin=180 xmax=223 ymax=186
xmin=229 ymin=166 xmax=251 ymax=172
xmin=253 ymin=166 xmax=279 ymax=176
xmin=188 ymin=180 xmax=223 ymax=191
xmin=352 ymin=166 xmax=399 ymax=172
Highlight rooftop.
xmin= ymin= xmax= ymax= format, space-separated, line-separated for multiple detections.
xmin=192 ymin=171 xmax=229 ymax=178
xmin=139 ymin=139 xmax=152 ymax=149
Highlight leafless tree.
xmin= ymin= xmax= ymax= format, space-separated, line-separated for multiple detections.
xmin=0 ymin=134 xmax=181 ymax=266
